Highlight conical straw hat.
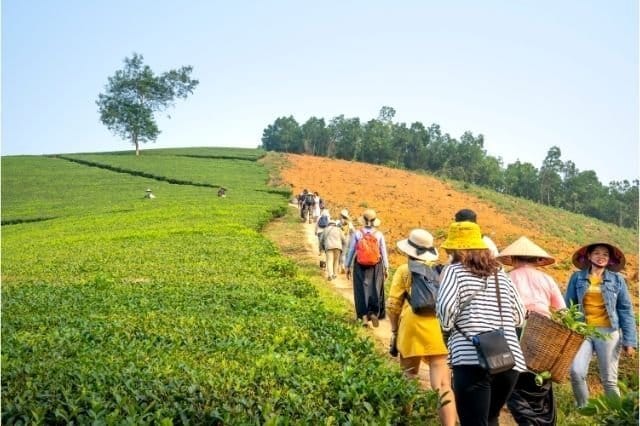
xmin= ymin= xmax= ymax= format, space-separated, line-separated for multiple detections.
xmin=497 ymin=236 xmax=555 ymax=267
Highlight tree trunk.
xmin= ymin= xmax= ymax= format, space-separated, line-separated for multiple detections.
xmin=133 ymin=133 xmax=139 ymax=156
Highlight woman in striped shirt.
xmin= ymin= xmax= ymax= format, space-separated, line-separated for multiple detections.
xmin=436 ymin=221 xmax=526 ymax=426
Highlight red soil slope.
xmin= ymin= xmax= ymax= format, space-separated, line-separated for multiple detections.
xmin=280 ymin=154 xmax=638 ymax=299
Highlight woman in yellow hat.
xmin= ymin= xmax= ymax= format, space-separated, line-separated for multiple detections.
xmin=436 ymin=221 xmax=526 ymax=426
xmin=387 ymin=229 xmax=456 ymax=426
xmin=497 ymin=236 xmax=565 ymax=425
xmin=565 ymin=242 xmax=636 ymax=408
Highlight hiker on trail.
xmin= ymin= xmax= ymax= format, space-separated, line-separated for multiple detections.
xmin=345 ymin=209 xmax=389 ymax=328
xmin=454 ymin=209 xmax=499 ymax=257
xmin=387 ymin=229 xmax=457 ymax=426
xmin=312 ymin=192 xmax=322 ymax=220
xmin=144 ymin=188 xmax=156 ymax=199
xmin=320 ymin=220 xmax=345 ymax=281
xmin=337 ymin=209 xmax=355 ymax=273
xmin=564 ymin=242 xmax=636 ymax=408
xmin=497 ymin=236 xmax=565 ymax=425
xmin=301 ymin=190 xmax=314 ymax=222
xmin=315 ymin=209 xmax=331 ymax=269
xmin=436 ymin=221 xmax=526 ymax=426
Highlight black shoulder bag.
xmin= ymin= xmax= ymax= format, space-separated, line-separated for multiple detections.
xmin=455 ymin=273 xmax=516 ymax=374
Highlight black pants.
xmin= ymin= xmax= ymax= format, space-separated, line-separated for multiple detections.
xmin=452 ymin=365 xmax=519 ymax=426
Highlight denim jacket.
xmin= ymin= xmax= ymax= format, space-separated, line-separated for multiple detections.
xmin=564 ymin=269 xmax=637 ymax=347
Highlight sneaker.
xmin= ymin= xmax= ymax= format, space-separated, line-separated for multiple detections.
xmin=361 ymin=315 xmax=369 ymax=327
xmin=369 ymin=313 xmax=379 ymax=328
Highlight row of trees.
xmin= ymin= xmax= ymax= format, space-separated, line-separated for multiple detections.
xmin=262 ymin=107 xmax=638 ymax=229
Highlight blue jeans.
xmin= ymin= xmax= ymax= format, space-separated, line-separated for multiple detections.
xmin=569 ymin=327 xmax=621 ymax=407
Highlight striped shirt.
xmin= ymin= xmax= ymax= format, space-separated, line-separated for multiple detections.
xmin=436 ymin=263 xmax=527 ymax=371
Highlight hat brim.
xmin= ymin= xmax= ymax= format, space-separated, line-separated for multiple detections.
xmin=396 ymin=239 xmax=439 ymax=262
xmin=358 ymin=217 xmax=381 ymax=227
xmin=572 ymin=243 xmax=625 ymax=272
xmin=498 ymin=255 xmax=555 ymax=267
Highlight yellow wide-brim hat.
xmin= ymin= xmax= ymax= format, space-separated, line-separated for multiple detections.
xmin=572 ymin=242 xmax=625 ymax=272
xmin=497 ymin=236 xmax=555 ymax=267
xmin=441 ymin=221 xmax=488 ymax=250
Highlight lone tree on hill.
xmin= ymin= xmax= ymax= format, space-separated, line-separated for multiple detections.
xmin=96 ymin=53 xmax=199 ymax=156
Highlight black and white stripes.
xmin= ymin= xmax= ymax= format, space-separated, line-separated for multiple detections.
xmin=436 ymin=263 xmax=527 ymax=371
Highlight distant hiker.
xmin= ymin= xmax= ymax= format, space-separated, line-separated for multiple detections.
xmin=316 ymin=209 xmax=331 ymax=268
xmin=345 ymin=209 xmax=388 ymax=328
xmin=437 ymin=220 xmax=526 ymax=426
xmin=564 ymin=242 xmax=636 ymax=408
xmin=387 ymin=229 xmax=457 ymax=426
xmin=497 ymin=236 xmax=565 ymax=425
xmin=454 ymin=208 xmax=498 ymax=257
xmin=302 ymin=190 xmax=315 ymax=222
xmin=338 ymin=209 xmax=355 ymax=273
xmin=217 ymin=187 xmax=227 ymax=197
xmin=312 ymin=192 xmax=322 ymax=220
xmin=144 ymin=188 xmax=156 ymax=199
xmin=320 ymin=220 xmax=344 ymax=281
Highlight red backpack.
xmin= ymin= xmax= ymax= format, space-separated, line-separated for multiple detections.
xmin=355 ymin=229 xmax=381 ymax=266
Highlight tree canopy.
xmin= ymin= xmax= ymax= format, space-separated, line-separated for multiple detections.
xmin=96 ymin=53 xmax=199 ymax=155
xmin=261 ymin=106 xmax=638 ymax=229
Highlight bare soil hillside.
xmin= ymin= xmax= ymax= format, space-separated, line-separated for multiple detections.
xmin=280 ymin=153 xmax=638 ymax=299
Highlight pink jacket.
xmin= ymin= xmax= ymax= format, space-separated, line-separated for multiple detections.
xmin=509 ymin=265 xmax=566 ymax=317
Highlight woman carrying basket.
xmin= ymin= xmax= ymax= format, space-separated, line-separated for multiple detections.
xmin=437 ymin=221 xmax=526 ymax=426
xmin=565 ymin=242 xmax=636 ymax=408
xmin=496 ymin=236 xmax=566 ymax=425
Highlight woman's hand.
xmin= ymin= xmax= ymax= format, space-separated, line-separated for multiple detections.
xmin=622 ymin=345 xmax=636 ymax=356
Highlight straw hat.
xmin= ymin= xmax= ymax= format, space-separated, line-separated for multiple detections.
xmin=572 ymin=242 xmax=625 ymax=272
xmin=441 ymin=221 xmax=488 ymax=250
xmin=497 ymin=236 xmax=555 ymax=267
xmin=358 ymin=209 xmax=381 ymax=227
xmin=340 ymin=209 xmax=350 ymax=220
xmin=146 ymin=188 xmax=152 ymax=192
xmin=397 ymin=229 xmax=439 ymax=262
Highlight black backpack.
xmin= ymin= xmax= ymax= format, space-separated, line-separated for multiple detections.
xmin=405 ymin=260 xmax=440 ymax=315
xmin=304 ymin=193 xmax=315 ymax=205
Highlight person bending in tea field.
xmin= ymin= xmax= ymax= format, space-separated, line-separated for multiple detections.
xmin=436 ymin=221 xmax=526 ymax=426
xmin=387 ymin=229 xmax=457 ymax=426
xmin=345 ymin=209 xmax=388 ymax=328
xmin=564 ymin=242 xmax=636 ymax=408
xmin=497 ymin=236 xmax=566 ymax=425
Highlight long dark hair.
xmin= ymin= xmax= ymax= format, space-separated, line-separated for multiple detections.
xmin=450 ymin=249 xmax=500 ymax=277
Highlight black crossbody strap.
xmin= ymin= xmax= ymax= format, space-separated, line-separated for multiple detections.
xmin=454 ymin=272 xmax=502 ymax=341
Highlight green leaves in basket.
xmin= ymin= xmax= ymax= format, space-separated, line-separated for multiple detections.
xmin=550 ymin=302 xmax=610 ymax=340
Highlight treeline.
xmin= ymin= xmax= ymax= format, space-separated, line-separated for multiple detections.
xmin=261 ymin=107 xmax=638 ymax=229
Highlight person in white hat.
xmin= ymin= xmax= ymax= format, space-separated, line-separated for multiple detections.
xmin=565 ymin=242 xmax=636 ymax=408
xmin=144 ymin=188 xmax=156 ymax=199
xmin=387 ymin=229 xmax=456 ymax=426
xmin=497 ymin=236 xmax=565 ymax=425
xmin=337 ymin=209 xmax=355 ymax=273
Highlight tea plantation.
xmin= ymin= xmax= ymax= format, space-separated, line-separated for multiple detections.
xmin=1 ymin=148 xmax=440 ymax=425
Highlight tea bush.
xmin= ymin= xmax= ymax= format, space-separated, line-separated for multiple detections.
xmin=2 ymin=148 xmax=440 ymax=424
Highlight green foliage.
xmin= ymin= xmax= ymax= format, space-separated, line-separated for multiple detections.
xmin=96 ymin=53 xmax=199 ymax=155
xmin=579 ymin=386 xmax=639 ymax=426
xmin=2 ymin=148 xmax=440 ymax=424
xmin=551 ymin=302 xmax=610 ymax=340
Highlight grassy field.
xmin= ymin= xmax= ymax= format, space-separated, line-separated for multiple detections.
xmin=1 ymin=148 xmax=441 ymax=424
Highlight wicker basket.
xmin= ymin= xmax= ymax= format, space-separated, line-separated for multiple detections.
xmin=520 ymin=311 xmax=585 ymax=383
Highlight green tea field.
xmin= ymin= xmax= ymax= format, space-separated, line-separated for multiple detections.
xmin=2 ymin=148 xmax=440 ymax=424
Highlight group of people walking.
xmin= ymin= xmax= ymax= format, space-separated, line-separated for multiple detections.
xmin=299 ymin=200 xmax=636 ymax=426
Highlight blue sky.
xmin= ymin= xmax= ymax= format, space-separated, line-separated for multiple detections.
xmin=3 ymin=1 xmax=638 ymax=183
